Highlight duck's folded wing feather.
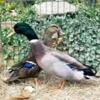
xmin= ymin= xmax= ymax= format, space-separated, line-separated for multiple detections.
xmin=51 ymin=51 xmax=86 ymax=69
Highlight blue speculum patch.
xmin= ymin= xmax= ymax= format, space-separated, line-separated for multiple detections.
xmin=23 ymin=61 xmax=33 ymax=68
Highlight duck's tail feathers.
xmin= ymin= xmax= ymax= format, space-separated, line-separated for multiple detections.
xmin=79 ymin=66 xmax=100 ymax=79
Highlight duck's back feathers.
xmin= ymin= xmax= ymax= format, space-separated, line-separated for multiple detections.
xmin=52 ymin=53 xmax=97 ymax=78
xmin=51 ymin=51 xmax=86 ymax=69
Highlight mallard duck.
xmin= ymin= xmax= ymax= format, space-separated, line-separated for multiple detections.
xmin=29 ymin=40 xmax=98 ymax=83
xmin=3 ymin=22 xmax=64 ymax=83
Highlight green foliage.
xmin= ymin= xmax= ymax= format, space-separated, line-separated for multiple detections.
xmin=1 ymin=28 xmax=30 ymax=63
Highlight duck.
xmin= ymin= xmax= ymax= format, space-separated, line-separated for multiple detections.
xmin=29 ymin=39 xmax=98 ymax=85
xmin=43 ymin=24 xmax=64 ymax=47
xmin=4 ymin=22 xmax=64 ymax=83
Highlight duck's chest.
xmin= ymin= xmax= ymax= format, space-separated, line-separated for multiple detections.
xmin=36 ymin=54 xmax=59 ymax=73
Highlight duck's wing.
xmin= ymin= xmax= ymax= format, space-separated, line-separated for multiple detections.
xmin=51 ymin=51 xmax=86 ymax=69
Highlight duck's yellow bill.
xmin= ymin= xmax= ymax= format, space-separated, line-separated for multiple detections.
xmin=7 ymin=31 xmax=15 ymax=38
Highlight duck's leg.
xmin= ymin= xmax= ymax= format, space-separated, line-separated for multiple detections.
xmin=33 ymin=77 xmax=43 ymax=86
xmin=58 ymin=80 xmax=66 ymax=89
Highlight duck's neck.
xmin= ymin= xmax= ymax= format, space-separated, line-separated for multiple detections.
xmin=31 ymin=41 xmax=45 ymax=60
xmin=25 ymin=31 xmax=38 ymax=41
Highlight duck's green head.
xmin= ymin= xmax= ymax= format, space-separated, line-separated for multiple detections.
xmin=8 ymin=22 xmax=38 ymax=40
xmin=14 ymin=22 xmax=38 ymax=40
